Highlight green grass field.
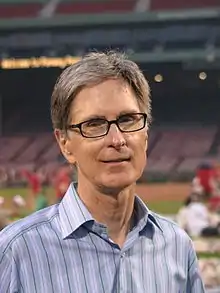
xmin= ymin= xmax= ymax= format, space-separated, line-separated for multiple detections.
xmin=147 ymin=200 xmax=183 ymax=214
xmin=0 ymin=187 xmax=183 ymax=215
xmin=0 ymin=187 xmax=53 ymax=200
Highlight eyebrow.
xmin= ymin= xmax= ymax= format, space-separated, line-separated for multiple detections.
xmin=73 ymin=110 xmax=140 ymax=124
xmin=117 ymin=110 xmax=140 ymax=117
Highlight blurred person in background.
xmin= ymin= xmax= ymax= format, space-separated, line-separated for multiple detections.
xmin=53 ymin=163 xmax=72 ymax=202
xmin=0 ymin=167 xmax=8 ymax=187
xmin=0 ymin=213 xmax=9 ymax=231
xmin=191 ymin=163 xmax=216 ymax=199
xmin=208 ymin=163 xmax=220 ymax=212
xmin=21 ymin=167 xmax=42 ymax=210
xmin=11 ymin=194 xmax=27 ymax=219
xmin=191 ymin=162 xmax=220 ymax=213
xmin=182 ymin=193 xmax=220 ymax=238
xmin=176 ymin=195 xmax=192 ymax=233
xmin=0 ymin=51 xmax=205 ymax=293
xmin=34 ymin=187 xmax=49 ymax=211
xmin=0 ymin=197 xmax=10 ymax=231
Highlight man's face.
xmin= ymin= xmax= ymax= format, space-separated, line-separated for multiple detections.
xmin=56 ymin=79 xmax=148 ymax=192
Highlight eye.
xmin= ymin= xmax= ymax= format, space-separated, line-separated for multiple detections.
xmin=118 ymin=114 xmax=136 ymax=123
xmin=84 ymin=119 xmax=106 ymax=128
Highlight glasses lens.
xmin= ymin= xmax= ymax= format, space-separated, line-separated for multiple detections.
xmin=81 ymin=119 xmax=108 ymax=137
xmin=118 ymin=114 xmax=145 ymax=132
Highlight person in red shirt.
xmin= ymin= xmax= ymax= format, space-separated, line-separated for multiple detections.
xmin=191 ymin=163 xmax=220 ymax=212
xmin=21 ymin=170 xmax=41 ymax=195
xmin=54 ymin=165 xmax=72 ymax=202
xmin=208 ymin=163 xmax=220 ymax=212
xmin=191 ymin=163 xmax=215 ymax=198
xmin=21 ymin=169 xmax=42 ymax=210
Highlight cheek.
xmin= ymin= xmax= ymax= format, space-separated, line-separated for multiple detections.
xmin=137 ymin=151 xmax=147 ymax=179
xmin=73 ymin=142 xmax=99 ymax=170
xmin=129 ymin=134 xmax=147 ymax=169
xmin=129 ymin=131 xmax=147 ymax=152
xmin=137 ymin=148 xmax=147 ymax=170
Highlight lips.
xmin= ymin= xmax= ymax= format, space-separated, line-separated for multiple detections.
xmin=102 ymin=158 xmax=130 ymax=163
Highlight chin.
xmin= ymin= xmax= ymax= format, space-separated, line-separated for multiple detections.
xmin=99 ymin=173 xmax=136 ymax=194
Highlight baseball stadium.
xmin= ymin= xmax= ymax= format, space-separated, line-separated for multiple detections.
xmin=0 ymin=0 xmax=220 ymax=292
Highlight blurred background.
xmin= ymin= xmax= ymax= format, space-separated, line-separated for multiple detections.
xmin=0 ymin=0 xmax=220 ymax=291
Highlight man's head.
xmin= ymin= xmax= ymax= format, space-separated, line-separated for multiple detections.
xmin=51 ymin=51 xmax=151 ymax=193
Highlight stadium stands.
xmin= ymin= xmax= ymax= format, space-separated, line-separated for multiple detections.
xmin=0 ymin=134 xmax=59 ymax=164
xmin=147 ymin=157 xmax=177 ymax=173
xmin=0 ymin=0 xmax=219 ymax=19
xmin=14 ymin=133 xmax=54 ymax=163
xmin=0 ymin=126 xmax=217 ymax=166
xmin=149 ymin=127 xmax=217 ymax=159
xmin=151 ymin=0 xmax=220 ymax=10
xmin=176 ymin=157 xmax=219 ymax=174
xmin=0 ymin=136 xmax=30 ymax=162
xmin=144 ymin=127 xmax=219 ymax=180
xmin=40 ymin=140 xmax=60 ymax=162
xmin=0 ymin=0 xmax=137 ymax=18
xmin=0 ymin=133 xmax=61 ymax=186
xmin=56 ymin=0 xmax=136 ymax=15
xmin=1 ymin=126 xmax=219 ymax=185
xmin=0 ymin=0 xmax=45 ymax=18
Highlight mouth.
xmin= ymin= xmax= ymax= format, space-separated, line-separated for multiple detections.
xmin=101 ymin=158 xmax=130 ymax=163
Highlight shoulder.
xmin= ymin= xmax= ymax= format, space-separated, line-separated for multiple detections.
xmin=0 ymin=204 xmax=59 ymax=255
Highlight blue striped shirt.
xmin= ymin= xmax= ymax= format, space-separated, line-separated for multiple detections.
xmin=0 ymin=183 xmax=205 ymax=293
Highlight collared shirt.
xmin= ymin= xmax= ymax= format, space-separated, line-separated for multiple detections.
xmin=0 ymin=183 xmax=205 ymax=293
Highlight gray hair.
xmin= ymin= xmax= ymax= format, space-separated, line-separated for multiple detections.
xmin=51 ymin=51 xmax=151 ymax=130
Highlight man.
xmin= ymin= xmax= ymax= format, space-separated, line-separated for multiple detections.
xmin=0 ymin=51 xmax=205 ymax=292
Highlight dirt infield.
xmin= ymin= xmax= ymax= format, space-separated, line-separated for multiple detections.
xmin=136 ymin=183 xmax=190 ymax=202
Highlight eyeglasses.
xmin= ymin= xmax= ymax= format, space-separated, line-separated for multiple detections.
xmin=67 ymin=113 xmax=147 ymax=138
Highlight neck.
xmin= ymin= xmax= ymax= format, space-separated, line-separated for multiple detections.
xmin=77 ymin=179 xmax=136 ymax=248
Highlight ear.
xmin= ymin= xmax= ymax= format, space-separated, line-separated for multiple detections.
xmin=54 ymin=129 xmax=76 ymax=164
xmin=145 ymin=130 xmax=148 ymax=152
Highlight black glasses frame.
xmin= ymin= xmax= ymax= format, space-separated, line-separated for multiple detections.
xmin=67 ymin=112 xmax=147 ymax=138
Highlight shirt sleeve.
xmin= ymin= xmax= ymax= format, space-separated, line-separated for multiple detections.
xmin=186 ymin=239 xmax=206 ymax=293
xmin=0 ymin=242 xmax=19 ymax=293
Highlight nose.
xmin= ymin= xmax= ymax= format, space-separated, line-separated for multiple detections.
xmin=106 ymin=124 xmax=126 ymax=148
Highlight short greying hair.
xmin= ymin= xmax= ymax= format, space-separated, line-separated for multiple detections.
xmin=51 ymin=51 xmax=151 ymax=130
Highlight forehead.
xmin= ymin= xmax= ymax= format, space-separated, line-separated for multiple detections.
xmin=70 ymin=79 xmax=140 ymax=122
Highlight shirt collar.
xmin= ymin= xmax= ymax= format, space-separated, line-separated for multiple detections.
xmin=134 ymin=196 xmax=163 ymax=234
xmin=59 ymin=183 xmax=94 ymax=239
xmin=59 ymin=183 xmax=163 ymax=239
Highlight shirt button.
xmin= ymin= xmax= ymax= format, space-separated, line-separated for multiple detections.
xmin=121 ymin=252 xmax=126 ymax=258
